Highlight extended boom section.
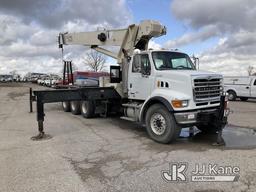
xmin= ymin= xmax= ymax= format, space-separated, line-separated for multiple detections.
xmin=58 ymin=20 xmax=166 ymax=64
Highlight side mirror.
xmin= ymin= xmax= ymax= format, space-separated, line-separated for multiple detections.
xmin=110 ymin=66 xmax=122 ymax=83
xmin=191 ymin=55 xmax=199 ymax=70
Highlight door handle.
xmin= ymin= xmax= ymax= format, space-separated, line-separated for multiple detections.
xmin=130 ymin=83 xmax=132 ymax=88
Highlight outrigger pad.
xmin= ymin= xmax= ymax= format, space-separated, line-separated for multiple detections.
xmin=31 ymin=132 xmax=52 ymax=141
xmin=212 ymin=130 xmax=225 ymax=146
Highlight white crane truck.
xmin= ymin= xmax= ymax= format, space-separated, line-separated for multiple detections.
xmin=31 ymin=20 xmax=228 ymax=143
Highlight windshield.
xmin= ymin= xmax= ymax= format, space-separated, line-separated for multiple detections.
xmin=152 ymin=51 xmax=195 ymax=70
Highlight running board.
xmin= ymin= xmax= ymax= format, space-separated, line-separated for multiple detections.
xmin=120 ymin=116 xmax=136 ymax=122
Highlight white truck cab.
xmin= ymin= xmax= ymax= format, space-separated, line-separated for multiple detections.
xmin=125 ymin=50 xmax=224 ymax=126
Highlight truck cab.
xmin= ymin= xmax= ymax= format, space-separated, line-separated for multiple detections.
xmin=119 ymin=50 xmax=226 ymax=143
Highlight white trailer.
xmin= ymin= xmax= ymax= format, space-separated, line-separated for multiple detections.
xmin=224 ymin=76 xmax=256 ymax=101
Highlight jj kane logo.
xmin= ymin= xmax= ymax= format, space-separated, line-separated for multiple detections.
xmin=162 ymin=162 xmax=188 ymax=182
xmin=162 ymin=162 xmax=240 ymax=182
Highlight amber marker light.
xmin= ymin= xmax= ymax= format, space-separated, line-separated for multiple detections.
xmin=171 ymin=100 xmax=189 ymax=108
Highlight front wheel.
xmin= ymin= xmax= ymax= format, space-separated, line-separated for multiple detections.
xmin=227 ymin=90 xmax=237 ymax=101
xmin=145 ymin=104 xmax=181 ymax=144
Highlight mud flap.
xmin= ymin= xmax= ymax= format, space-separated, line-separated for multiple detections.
xmin=212 ymin=95 xmax=228 ymax=146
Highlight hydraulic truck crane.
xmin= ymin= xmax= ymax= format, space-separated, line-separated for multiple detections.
xmin=31 ymin=20 xmax=229 ymax=144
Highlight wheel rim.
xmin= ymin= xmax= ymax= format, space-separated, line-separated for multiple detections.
xmin=81 ymin=102 xmax=88 ymax=114
xmin=150 ymin=113 xmax=167 ymax=135
xmin=228 ymin=93 xmax=234 ymax=100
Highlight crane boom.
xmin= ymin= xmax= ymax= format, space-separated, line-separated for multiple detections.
xmin=58 ymin=20 xmax=166 ymax=64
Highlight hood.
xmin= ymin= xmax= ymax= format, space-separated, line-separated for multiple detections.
xmin=155 ymin=70 xmax=222 ymax=78
xmin=155 ymin=70 xmax=223 ymax=84
xmin=154 ymin=70 xmax=223 ymax=100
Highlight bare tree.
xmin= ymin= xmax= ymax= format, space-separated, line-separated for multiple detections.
xmin=247 ymin=65 xmax=254 ymax=76
xmin=83 ymin=50 xmax=106 ymax=72
xmin=9 ymin=70 xmax=17 ymax=76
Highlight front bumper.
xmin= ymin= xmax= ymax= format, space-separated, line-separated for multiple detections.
xmin=174 ymin=107 xmax=228 ymax=125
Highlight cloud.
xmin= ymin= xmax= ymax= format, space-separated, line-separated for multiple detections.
xmin=199 ymin=31 xmax=256 ymax=75
xmin=0 ymin=15 xmax=37 ymax=45
xmin=0 ymin=0 xmax=132 ymax=76
xmin=0 ymin=55 xmax=63 ymax=76
xmin=164 ymin=25 xmax=219 ymax=48
xmin=171 ymin=0 xmax=256 ymax=32
xmin=199 ymin=53 xmax=256 ymax=76
xmin=170 ymin=0 xmax=256 ymax=75
xmin=0 ymin=0 xmax=132 ymax=29
xmin=209 ymin=31 xmax=256 ymax=55
xmin=148 ymin=40 xmax=162 ymax=50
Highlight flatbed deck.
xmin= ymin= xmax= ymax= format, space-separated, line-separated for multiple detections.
xmin=31 ymin=86 xmax=121 ymax=139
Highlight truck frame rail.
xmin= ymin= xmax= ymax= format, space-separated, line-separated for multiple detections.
xmin=30 ymin=87 xmax=121 ymax=140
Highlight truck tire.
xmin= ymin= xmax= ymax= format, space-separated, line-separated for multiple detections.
xmin=196 ymin=123 xmax=218 ymax=134
xmin=70 ymin=101 xmax=81 ymax=115
xmin=62 ymin=101 xmax=71 ymax=112
xmin=145 ymin=104 xmax=181 ymax=144
xmin=240 ymin=97 xmax=248 ymax=101
xmin=227 ymin=90 xmax=236 ymax=101
xmin=81 ymin=101 xmax=95 ymax=118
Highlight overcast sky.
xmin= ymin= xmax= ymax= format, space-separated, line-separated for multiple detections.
xmin=0 ymin=0 xmax=255 ymax=76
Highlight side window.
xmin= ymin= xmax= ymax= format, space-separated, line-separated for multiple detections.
xmin=132 ymin=55 xmax=141 ymax=73
xmin=154 ymin=58 xmax=164 ymax=69
xmin=141 ymin=54 xmax=151 ymax=75
xmin=254 ymin=79 xmax=256 ymax=85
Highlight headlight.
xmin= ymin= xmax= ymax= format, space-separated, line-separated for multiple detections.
xmin=171 ymin=100 xmax=189 ymax=108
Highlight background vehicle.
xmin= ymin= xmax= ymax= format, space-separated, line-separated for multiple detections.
xmin=32 ymin=20 xmax=228 ymax=143
xmin=0 ymin=75 xmax=13 ymax=82
xmin=224 ymin=76 xmax=256 ymax=101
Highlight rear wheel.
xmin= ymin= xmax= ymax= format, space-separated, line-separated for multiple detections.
xmin=62 ymin=101 xmax=70 ymax=112
xmin=70 ymin=101 xmax=81 ymax=115
xmin=145 ymin=104 xmax=181 ymax=144
xmin=81 ymin=101 xmax=95 ymax=118
xmin=227 ymin=90 xmax=237 ymax=101
xmin=240 ymin=97 xmax=248 ymax=101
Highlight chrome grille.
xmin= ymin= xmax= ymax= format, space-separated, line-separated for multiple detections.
xmin=193 ymin=77 xmax=222 ymax=102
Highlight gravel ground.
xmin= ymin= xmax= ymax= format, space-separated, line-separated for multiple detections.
xmin=0 ymin=83 xmax=256 ymax=192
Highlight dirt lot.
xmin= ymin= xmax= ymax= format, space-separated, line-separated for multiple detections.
xmin=0 ymin=83 xmax=256 ymax=192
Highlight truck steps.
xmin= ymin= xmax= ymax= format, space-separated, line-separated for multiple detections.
xmin=120 ymin=116 xmax=136 ymax=122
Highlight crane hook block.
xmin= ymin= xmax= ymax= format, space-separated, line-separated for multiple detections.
xmin=98 ymin=33 xmax=107 ymax=42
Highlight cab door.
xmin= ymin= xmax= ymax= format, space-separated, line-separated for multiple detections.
xmin=128 ymin=54 xmax=153 ymax=100
xmin=250 ymin=78 xmax=256 ymax=97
